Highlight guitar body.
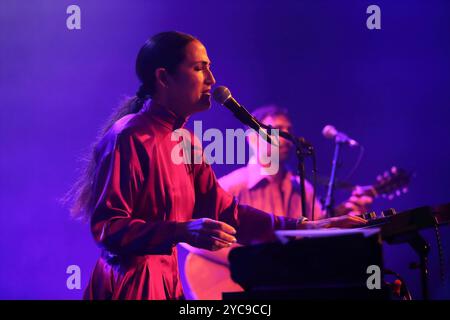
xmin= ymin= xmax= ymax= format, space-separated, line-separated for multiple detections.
xmin=180 ymin=243 xmax=243 ymax=300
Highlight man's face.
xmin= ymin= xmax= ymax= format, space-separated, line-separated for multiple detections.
xmin=249 ymin=114 xmax=294 ymax=164
xmin=166 ymin=40 xmax=216 ymax=117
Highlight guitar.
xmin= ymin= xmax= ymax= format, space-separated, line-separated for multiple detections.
xmin=179 ymin=167 xmax=412 ymax=300
xmin=352 ymin=166 xmax=412 ymax=200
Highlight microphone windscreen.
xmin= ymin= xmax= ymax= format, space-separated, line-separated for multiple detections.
xmin=212 ymin=86 xmax=231 ymax=104
xmin=322 ymin=125 xmax=337 ymax=139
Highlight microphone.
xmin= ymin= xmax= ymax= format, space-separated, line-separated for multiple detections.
xmin=213 ymin=86 xmax=272 ymax=144
xmin=322 ymin=125 xmax=359 ymax=147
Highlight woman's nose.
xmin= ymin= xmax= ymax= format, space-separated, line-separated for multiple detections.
xmin=206 ymin=69 xmax=216 ymax=86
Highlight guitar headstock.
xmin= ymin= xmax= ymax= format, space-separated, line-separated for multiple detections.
xmin=374 ymin=166 xmax=412 ymax=199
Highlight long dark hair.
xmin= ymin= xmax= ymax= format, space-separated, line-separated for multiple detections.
xmin=64 ymin=31 xmax=197 ymax=221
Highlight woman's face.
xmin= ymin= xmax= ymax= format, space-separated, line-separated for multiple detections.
xmin=166 ymin=40 xmax=216 ymax=117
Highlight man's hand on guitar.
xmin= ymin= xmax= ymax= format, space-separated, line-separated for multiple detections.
xmin=335 ymin=185 xmax=374 ymax=216
xmin=175 ymin=218 xmax=237 ymax=251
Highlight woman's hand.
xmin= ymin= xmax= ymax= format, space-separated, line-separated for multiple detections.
xmin=300 ymin=214 xmax=367 ymax=229
xmin=175 ymin=218 xmax=237 ymax=251
xmin=326 ymin=214 xmax=368 ymax=228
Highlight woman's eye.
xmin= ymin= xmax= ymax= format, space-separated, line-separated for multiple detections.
xmin=194 ymin=65 xmax=211 ymax=72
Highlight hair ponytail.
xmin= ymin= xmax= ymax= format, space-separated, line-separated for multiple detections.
xmin=62 ymin=92 xmax=149 ymax=221
xmin=103 ymin=83 xmax=152 ymax=134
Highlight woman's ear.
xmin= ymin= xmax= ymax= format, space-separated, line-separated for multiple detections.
xmin=155 ymin=68 xmax=170 ymax=89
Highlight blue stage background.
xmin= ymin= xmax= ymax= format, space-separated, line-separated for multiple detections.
xmin=0 ymin=0 xmax=449 ymax=299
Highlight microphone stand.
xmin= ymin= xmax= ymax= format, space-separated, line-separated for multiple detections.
xmin=292 ymin=137 xmax=314 ymax=222
xmin=226 ymin=104 xmax=315 ymax=219
xmin=324 ymin=136 xmax=345 ymax=217
xmin=258 ymin=123 xmax=314 ymax=221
